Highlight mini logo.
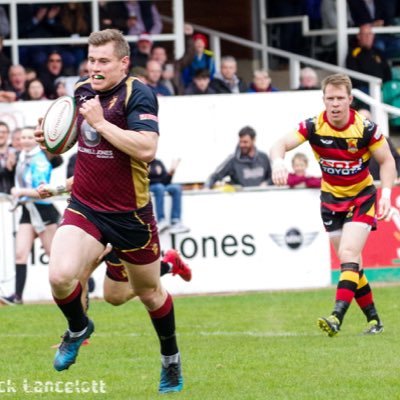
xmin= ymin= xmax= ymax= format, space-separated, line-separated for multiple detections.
xmin=79 ymin=95 xmax=87 ymax=102
xmin=323 ymin=220 xmax=333 ymax=226
xmin=321 ymin=139 xmax=333 ymax=145
xmin=270 ymin=228 xmax=318 ymax=250
xmin=108 ymin=96 xmax=118 ymax=110
xmin=346 ymin=138 xmax=358 ymax=153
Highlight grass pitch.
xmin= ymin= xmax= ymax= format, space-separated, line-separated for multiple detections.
xmin=1 ymin=285 xmax=400 ymax=399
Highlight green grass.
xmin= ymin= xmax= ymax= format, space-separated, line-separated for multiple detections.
xmin=1 ymin=286 xmax=400 ymax=399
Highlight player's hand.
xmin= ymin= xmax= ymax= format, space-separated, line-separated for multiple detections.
xmin=37 ymin=183 xmax=67 ymax=199
xmin=34 ymin=117 xmax=46 ymax=150
xmin=96 ymin=243 xmax=113 ymax=264
xmin=272 ymin=158 xmax=288 ymax=186
xmin=384 ymin=206 xmax=399 ymax=222
xmin=79 ymin=95 xmax=104 ymax=129
xmin=377 ymin=197 xmax=391 ymax=220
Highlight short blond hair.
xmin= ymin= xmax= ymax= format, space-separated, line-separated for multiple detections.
xmin=88 ymin=29 xmax=130 ymax=59
xmin=321 ymin=73 xmax=352 ymax=95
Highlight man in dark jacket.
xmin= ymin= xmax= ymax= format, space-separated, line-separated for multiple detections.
xmin=205 ymin=126 xmax=272 ymax=188
xmin=209 ymin=56 xmax=247 ymax=94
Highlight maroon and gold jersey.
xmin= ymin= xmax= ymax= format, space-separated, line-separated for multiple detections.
xmin=72 ymin=76 xmax=159 ymax=212
xmin=295 ymin=109 xmax=385 ymax=199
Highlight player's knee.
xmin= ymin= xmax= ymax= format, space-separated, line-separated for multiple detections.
xmin=49 ymin=269 xmax=75 ymax=290
xmin=104 ymin=291 xmax=126 ymax=306
xmin=136 ymin=288 xmax=161 ymax=309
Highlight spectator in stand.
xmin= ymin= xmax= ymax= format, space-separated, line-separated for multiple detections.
xmin=11 ymin=128 xmax=23 ymax=152
xmin=0 ymin=127 xmax=60 ymax=305
xmin=98 ymin=1 xmax=128 ymax=32
xmin=210 ymin=56 xmax=247 ymax=94
xmin=346 ymin=24 xmax=392 ymax=93
xmin=0 ymin=36 xmax=11 ymax=83
xmin=287 ymin=152 xmax=321 ymax=188
xmin=247 ymin=69 xmax=278 ymax=93
xmin=130 ymin=32 xmax=153 ymax=68
xmin=150 ymin=46 xmax=178 ymax=95
xmin=4 ymin=64 xmax=27 ymax=100
xmin=184 ymin=69 xmax=215 ymax=95
xmin=0 ymin=75 xmax=16 ymax=103
xmin=149 ymin=158 xmax=189 ymax=234
xmin=25 ymin=68 xmax=37 ymax=82
xmin=347 ymin=0 xmax=400 ymax=59
xmin=130 ymin=66 xmax=148 ymax=82
xmin=146 ymin=60 xmax=172 ymax=96
xmin=298 ymin=67 xmax=320 ymax=90
xmin=205 ymin=126 xmax=272 ymax=188
xmin=22 ymin=78 xmax=48 ymax=101
xmin=357 ymin=108 xmax=400 ymax=181
xmin=39 ymin=51 xmax=66 ymax=99
xmin=125 ymin=1 xmax=163 ymax=35
xmin=0 ymin=6 xmax=10 ymax=39
xmin=181 ymin=32 xmax=215 ymax=88
xmin=0 ymin=121 xmax=16 ymax=194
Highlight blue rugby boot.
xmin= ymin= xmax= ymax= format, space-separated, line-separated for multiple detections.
xmin=53 ymin=319 xmax=95 ymax=371
xmin=159 ymin=357 xmax=183 ymax=394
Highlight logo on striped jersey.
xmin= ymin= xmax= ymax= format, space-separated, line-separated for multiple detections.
xmin=346 ymin=138 xmax=358 ymax=153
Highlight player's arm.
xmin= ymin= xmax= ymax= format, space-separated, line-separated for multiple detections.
xmin=79 ymin=95 xmax=158 ymax=163
xmin=371 ymin=139 xmax=397 ymax=220
xmin=270 ymin=132 xmax=303 ymax=186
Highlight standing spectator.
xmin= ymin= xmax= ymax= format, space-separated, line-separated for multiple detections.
xmin=247 ymin=69 xmax=278 ymax=93
xmin=0 ymin=127 xmax=60 ymax=305
xmin=146 ymin=60 xmax=172 ymax=96
xmin=298 ymin=67 xmax=320 ymax=90
xmin=346 ymin=24 xmax=392 ymax=93
xmin=287 ymin=152 xmax=321 ymax=188
xmin=125 ymin=0 xmax=163 ymax=35
xmin=98 ymin=1 xmax=128 ymax=32
xmin=22 ymin=78 xmax=48 ymax=101
xmin=0 ymin=122 xmax=16 ymax=194
xmin=39 ymin=51 xmax=65 ymax=99
xmin=205 ymin=126 xmax=272 ymax=188
xmin=0 ymin=36 xmax=11 ymax=83
xmin=4 ymin=64 xmax=27 ymax=100
xmin=150 ymin=46 xmax=177 ymax=95
xmin=131 ymin=32 xmax=153 ymax=68
xmin=181 ymin=32 xmax=215 ymax=88
xmin=149 ymin=158 xmax=189 ymax=234
xmin=209 ymin=56 xmax=247 ymax=94
xmin=184 ymin=69 xmax=215 ymax=95
xmin=11 ymin=128 xmax=23 ymax=152
xmin=0 ymin=6 xmax=10 ymax=38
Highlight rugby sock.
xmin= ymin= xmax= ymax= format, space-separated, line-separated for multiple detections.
xmin=53 ymin=282 xmax=88 ymax=333
xmin=15 ymin=263 xmax=27 ymax=300
xmin=149 ymin=293 xmax=178 ymax=356
xmin=160 ymin=261 xmax=171 ymax=276
xmin=355 ymin=270 xmax=381 ymax=323
xmin=332 ymin=262 xmax=360 ymax=323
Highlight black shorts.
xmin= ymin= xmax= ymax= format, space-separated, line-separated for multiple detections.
xmin=20 ymin=203 xmax=60 ymax=225
xmin=61 ymin=196 xmax=160 ymax=265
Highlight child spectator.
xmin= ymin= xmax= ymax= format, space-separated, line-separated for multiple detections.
xmin=287 ymin=152 xmax=321 ymax=188
xmin=184 ymin=68 xmax=215 ymax=95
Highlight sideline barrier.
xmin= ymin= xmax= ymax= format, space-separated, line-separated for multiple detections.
xmin=0 ymin=187 xmax=331 ymax=301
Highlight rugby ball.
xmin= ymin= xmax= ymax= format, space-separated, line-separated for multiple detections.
xmin=42 ymin=96 xmax=78 ymax=154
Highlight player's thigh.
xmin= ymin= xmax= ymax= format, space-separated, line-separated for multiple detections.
xmin=122 ymin=259 xmax=161 ymax=294
xmin=15 ymin=224 xmax=36 ymax=262
xmin=338 ymin=222 xmax=371 ymax=260
xmin=50 ymin=225 xmax=104 ymax=281
xmin=103 ymin=275 xmax=135 ymax=303
xmin=38 ymin=223 xmax=58 ymax=255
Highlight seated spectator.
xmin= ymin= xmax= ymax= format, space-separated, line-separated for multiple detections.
xmin=150 ymin=46 xmax=178 ymax=95
xmin=287 ymin=152 xmax=321 ymax=188
xmin=209 ymin=56 xmax=247 ymax=94
xmin=125 ymin=0 xmax=163 ymax=35
xmin=54 ymin=78 xmax=68 ymax=98
xmin=181 ymin=32 xmax=215 ymax=88
xmin=11 ymin=128 xmax=22 ymax=152
xmin=39 ymin=51 xmax=66 ymax=99
xmin=149 ymin=158 xmax=189 ymax=234
xmin=146 ymin=60 xmax=172 ymax=96
xmin=130 ymin=66 xmax=147 ymax=82
xmin=357 ymin=108 xmax=400 ymax=180
xmin=205 ymin=126 xmax=272 ymax=188
xmin=346 ymin=24 xmax=392 ymax=93
xmin=0 ymin=121 xmax=16 ymax=194
xmin=4 ymin=64 xmax=27 ymax=100
xmin=131 ymin=32 xmax=153 ymax=68
xmin=22 ymin=78 xmax=47 ymax=101
xmin=247 ymin=69 xmax=278 ymax=93
xmin=298 ymin=67 xmax=320 ymax=90
xmin=25 ymin=68 xmax=37 ymax=82
xmin=184 ymin=68 xmax=215 ymax=95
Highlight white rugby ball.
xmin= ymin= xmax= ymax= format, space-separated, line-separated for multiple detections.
xmin=42 ymin=96 xmax=78 ymax=154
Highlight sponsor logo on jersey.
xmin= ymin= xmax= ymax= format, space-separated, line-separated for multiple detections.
xmin=321 ymin=139 xmax=333 ymax=145
xmin=319 ymin=158 xmax=363 ymax=175
xmin=139 ymin=113 xmax=158 ymax=122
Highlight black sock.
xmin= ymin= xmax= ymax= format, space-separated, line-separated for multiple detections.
xmin=53 ymin=283 xmax=88 ymax=333
xmin=149 ymin=293 xmax=178 ymax=356
xmin=15 ymin=263 xmax=27 ymax=300
xmin=160 ymin=261 xmax=171 ymax=276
